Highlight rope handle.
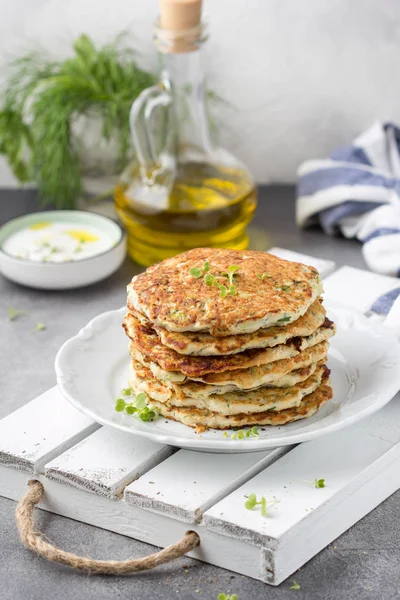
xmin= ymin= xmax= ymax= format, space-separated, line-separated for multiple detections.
xmin=16 ymin=480 xmax=200 ymax=575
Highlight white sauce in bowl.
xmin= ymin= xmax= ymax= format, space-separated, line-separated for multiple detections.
xmin=2 ymin=221 xmax=115 ymax=263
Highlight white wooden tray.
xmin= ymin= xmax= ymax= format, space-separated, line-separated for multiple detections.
xmin=1 ymin=249 xmax=400 ymax=586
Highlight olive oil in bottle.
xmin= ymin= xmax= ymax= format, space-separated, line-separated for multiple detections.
xmin=115 ymin=0 xmax=257 ymax=266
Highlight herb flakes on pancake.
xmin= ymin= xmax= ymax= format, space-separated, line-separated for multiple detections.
xmin=127 ymin=248 xmax=323 ymax=336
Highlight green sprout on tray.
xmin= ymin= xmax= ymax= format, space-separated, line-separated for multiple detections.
xmin=314 ymin=478 xmax=325 ymax=488
xmin=244 ymin=493 xmax=279 ymax=517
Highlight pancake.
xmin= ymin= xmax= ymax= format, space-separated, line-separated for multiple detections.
xmin=130 ymin=359 xmax=325 ymax=400
xmin=147 ymin=383 xmax=333 ymax=430
xmin=192 ymin=341 xmax=329 ymax=387
xmin=129 ymin=300 xmax=327 ymax=356
xmin=130 ymin=337 xmax=329 ymax=388
xmin=130 ymin=362 xmax=330 ymax=415
xmin=124 ymin=314 xmax=335 ymax=377
xmin=127 ymin=248 xmax=323 ymax=336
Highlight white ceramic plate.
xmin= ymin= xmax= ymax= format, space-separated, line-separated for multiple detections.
xmin=55 ymin=302 xmax=400 ymax=453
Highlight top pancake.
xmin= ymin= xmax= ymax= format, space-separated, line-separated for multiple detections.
xmin=127 ymin=248 xmax=323 ymax=336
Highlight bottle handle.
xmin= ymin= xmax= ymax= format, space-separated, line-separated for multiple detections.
xmin=129 ymin=83 xmax=172 ymax=182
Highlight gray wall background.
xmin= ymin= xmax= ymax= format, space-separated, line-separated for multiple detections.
xmin=0 ymin=0 xmax=398 ymax=185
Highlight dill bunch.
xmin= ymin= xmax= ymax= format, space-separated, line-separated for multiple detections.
xmin=0 ymin=34 xmax=155 ymax=209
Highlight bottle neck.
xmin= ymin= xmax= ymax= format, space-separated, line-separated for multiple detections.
xmin=155 ymin=22 xmax=213 ymax=157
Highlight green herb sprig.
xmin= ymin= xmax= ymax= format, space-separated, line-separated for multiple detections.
xmin=314 ymin=478 xmax=325 ymax=488
xmin=190 ymin=263 xmax=239 ymax=297
xmin=301 ymin=477 xmax=326 ymax=488
xmin=189 ymin=261 xmax=210 ymax=278
xmin=115 ymin=390 xmax=157 ymax=422
xmin=222 ymin=265 xmax=239 ymax=295
xmin=0 ymin=34 xmax=225 ymax=209
xmin=0 ymin=34 xmax=156 ymax=209
xmin=290 ymin=581 xmax=300 ymax=590
xmin=244 ymin=493 xmax=279 ymax=517
xmin=8 ymin=306 xmax=27 ymax=321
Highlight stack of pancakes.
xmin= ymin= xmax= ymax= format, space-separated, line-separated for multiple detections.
xmin=124 ymin=248 xmax=335 ymax=432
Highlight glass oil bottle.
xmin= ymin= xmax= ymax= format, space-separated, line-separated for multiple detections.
xmin=114 ymin=0 xmax=257 ymax=266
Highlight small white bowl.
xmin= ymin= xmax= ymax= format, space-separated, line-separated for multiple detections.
xmin=0 ymin=210 xmax=127 ymax=290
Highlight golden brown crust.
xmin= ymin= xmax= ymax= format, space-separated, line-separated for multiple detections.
xmin=127 ymin=248 xmax=322 ymax=336
xmin=191 ymin=341 xmax=329 ymax=386
xmin=130 ymin=359 xmax=330 ymax=415
xmin=128 ymin=299 xmax=327 ymax=356
xmin=124 ymin=313 xmax=335 ymax=377
xmin=147 ymin=383 xmax=333 ymax=430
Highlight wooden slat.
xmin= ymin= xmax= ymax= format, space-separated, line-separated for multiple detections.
xmin=30 ymin=475 xmax=267 ymax=581
xmin=124 ymin=447 xmax=289 ymax=523
xmin=45 ymin=428 xmax=173 ymax=497
xmin=204 ymin=398 xmax=400 ymax=584
xmin=0 ymin=386 xmax=98 ymax=473
xmin=0 ymin=467 xmax=267 ymax=581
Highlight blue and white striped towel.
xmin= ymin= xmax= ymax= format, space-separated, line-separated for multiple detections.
xmin=296 ymin=122 xmax=400 ymax=278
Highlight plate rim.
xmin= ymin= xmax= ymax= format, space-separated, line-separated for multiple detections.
xmin=55 ymin=301 xmax=400 ymax=451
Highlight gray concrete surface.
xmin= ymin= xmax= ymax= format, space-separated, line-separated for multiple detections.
xmin=1 ymin=187 xmax=399 ymax=600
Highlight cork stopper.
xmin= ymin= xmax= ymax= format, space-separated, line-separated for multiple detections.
xmin=160 ymin=0 xmax=202 ymax=31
